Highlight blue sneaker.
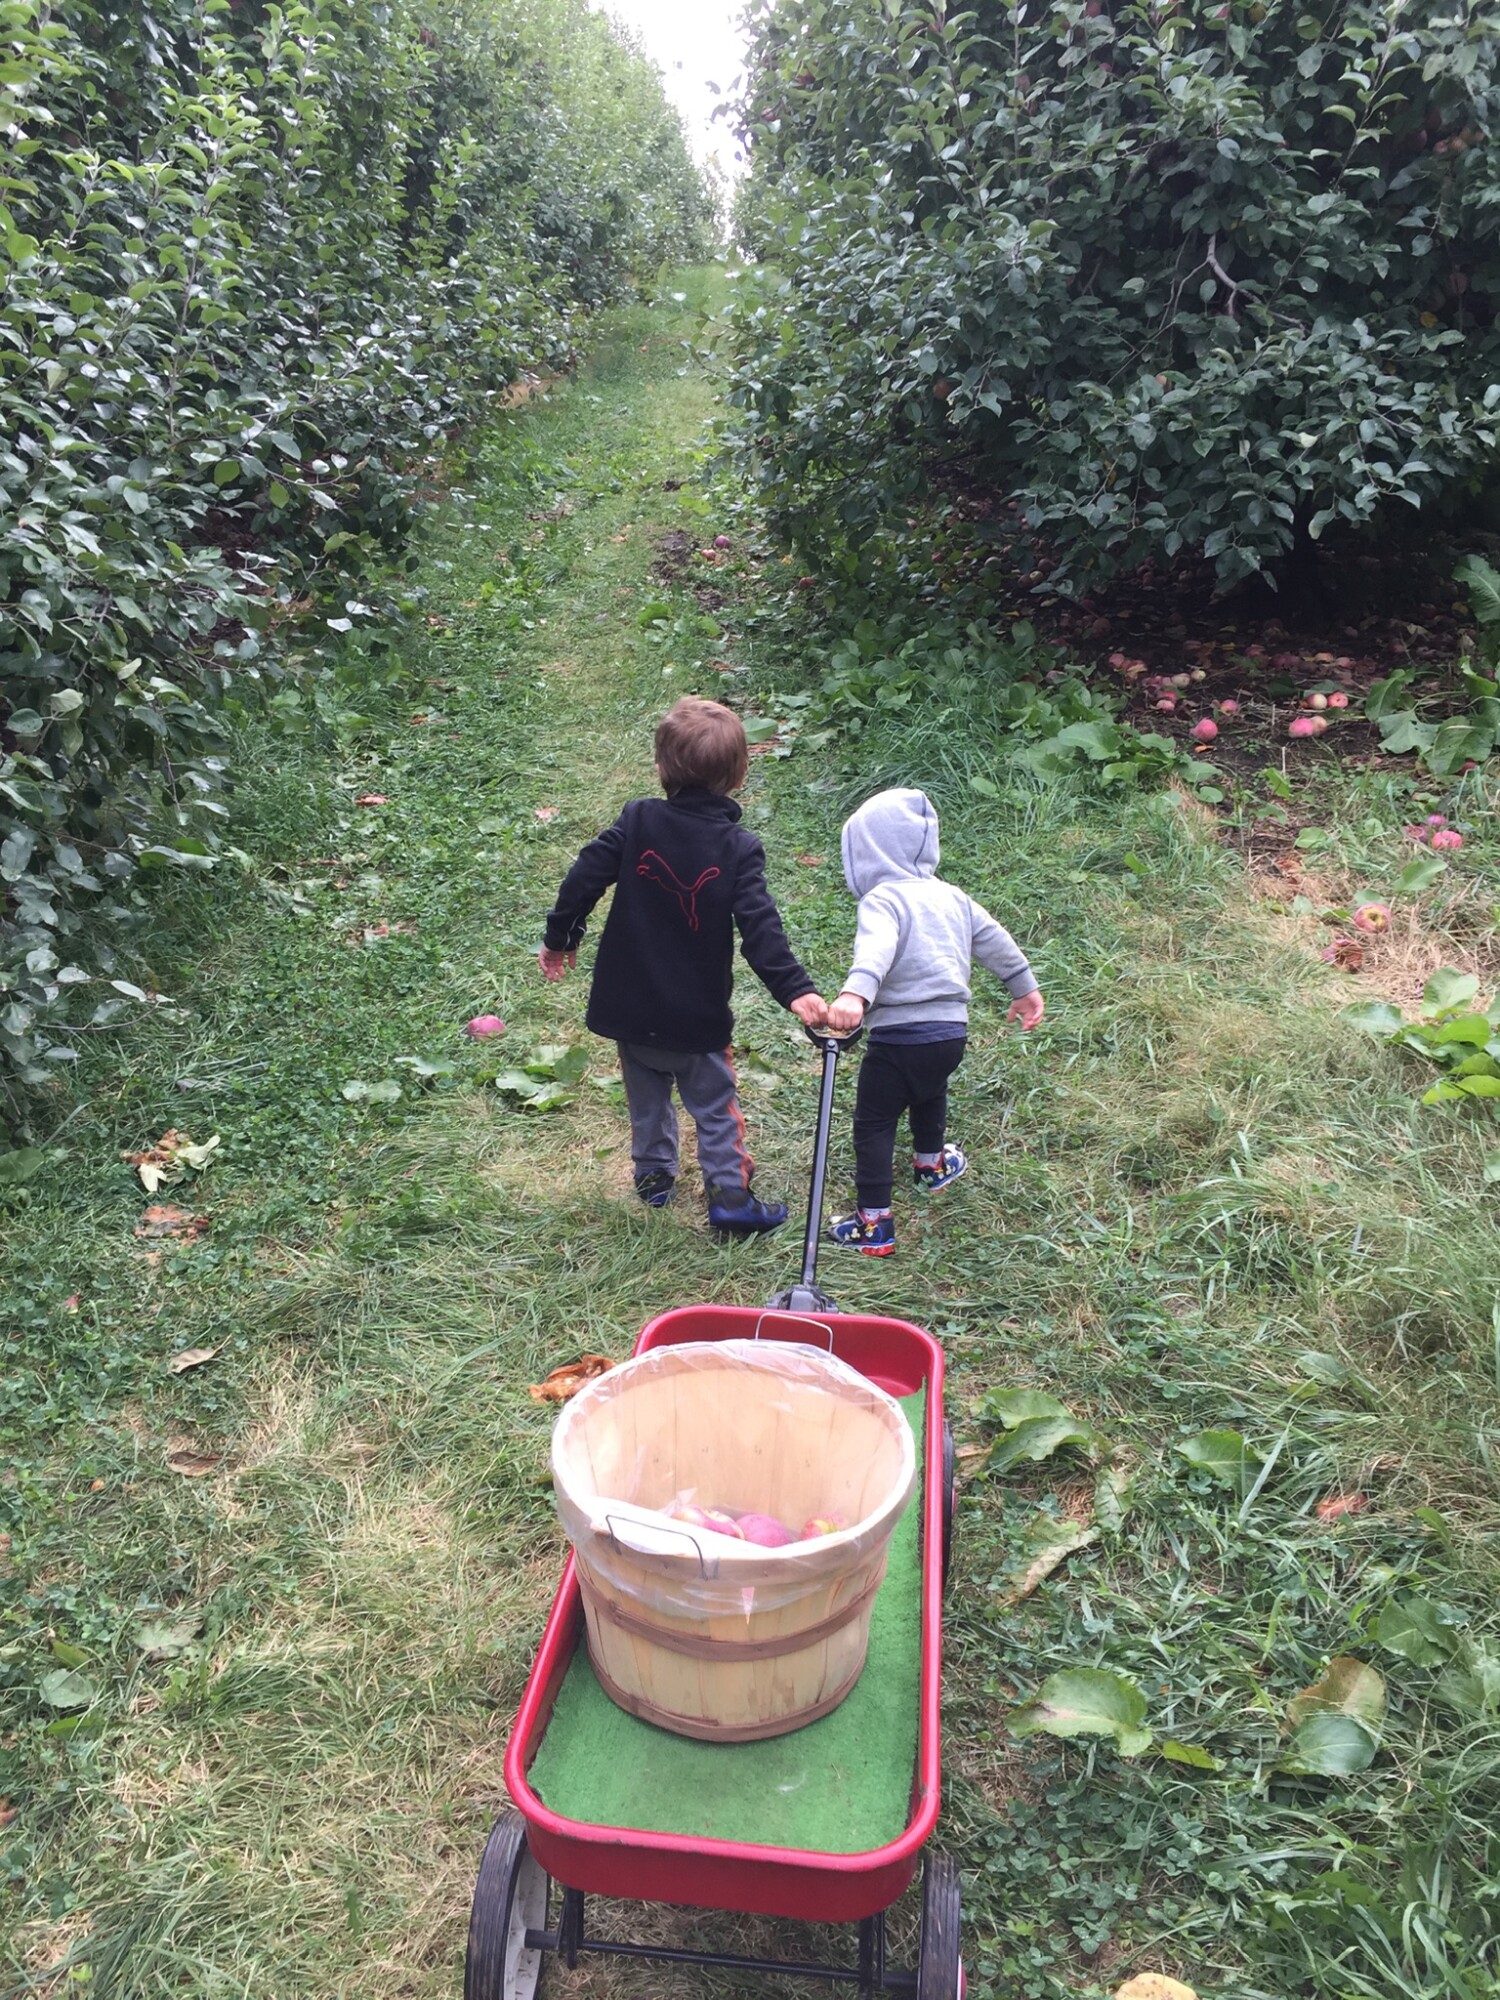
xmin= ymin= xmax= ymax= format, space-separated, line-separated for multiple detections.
xmin=707 ymin=1186 xmax=788 ymax=1234
xmin=827 ymin=1212 xmax=896 ymax=1256
xmin=913 ymin=1144 xmax=967 ymax=1193
xmin=634 ymin=1170 xmax=676 ymax=1207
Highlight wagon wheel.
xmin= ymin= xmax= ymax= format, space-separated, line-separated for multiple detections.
xmin=941 ymin=1420 xmax=956 ymax=1591
xmin=917 ymin=1849 xmax=964 ymax=2000
xmin=465 ymin=1810 xmax=550 ymax=2000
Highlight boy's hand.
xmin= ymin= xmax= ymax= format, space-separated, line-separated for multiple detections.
xmin=790 ymin=993 xmax=827 ymax=1028
xmin=1008 ymin=989 xmax=1045 ymax=1031
xmin=826 ymin=991 xmax=866 ymax=1033
xmin=539 ymin=945 xmax=575 ymax=982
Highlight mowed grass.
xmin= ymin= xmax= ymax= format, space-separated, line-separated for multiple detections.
xmin=3 ymin=268 xmax=1499 ymax=2000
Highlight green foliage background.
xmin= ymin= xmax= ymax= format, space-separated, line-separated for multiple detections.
xmin=0 ymin=0 xmax=712 ymax=1137
xmin=726 ymin=0 xmax=1500 ymax=592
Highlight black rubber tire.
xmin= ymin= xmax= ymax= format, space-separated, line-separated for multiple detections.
xmin=465 ymin=1809 xmax=549 ymax=2000
xmin=941 ymin=1421 xmax=956 ymax=1591
xmin=917 ymin=1849 xmax=963 ymax=2000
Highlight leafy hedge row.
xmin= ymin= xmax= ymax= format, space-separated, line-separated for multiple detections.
xmin=727 ymin=0 xmax=1500 ymax=592
xmin=0 ymin=0 xmax=712 ymax=1139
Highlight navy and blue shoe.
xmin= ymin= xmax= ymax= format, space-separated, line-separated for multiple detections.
xmin=827 ymin=1211 xmax=896 ymax=1256
xmin=913 ymin=1144 xmax=967 ymax=1194
xmin=634 ymin=1170 xmax=676 ymax=1207
xmin=707 ymin=1185 xmax=788 ymax=1234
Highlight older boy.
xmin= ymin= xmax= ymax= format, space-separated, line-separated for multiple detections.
xmin=540 ymin=696 xmax=825 ymax=1232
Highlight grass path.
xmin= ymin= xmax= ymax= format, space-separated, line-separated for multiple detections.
xmin=4 ymin=273 xmax=1499 ymax=2000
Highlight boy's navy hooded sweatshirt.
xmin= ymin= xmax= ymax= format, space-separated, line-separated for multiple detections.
xmin=544 ymin=787 xmax=815 ymax=1053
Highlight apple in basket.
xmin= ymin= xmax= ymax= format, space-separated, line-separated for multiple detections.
xmin=736 ymin=1511 xmax=796 ymax=1547
xmin=670 ymin=1502 xmax=744 ymax=1539
xmin=800 ymin=1513 xmax=847 ymax=1540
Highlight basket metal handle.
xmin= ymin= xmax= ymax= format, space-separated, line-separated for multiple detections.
xmin=601 ymin=1512 xmax=714 ymax=1574
xmin=751 ymin=1309 xmax=836 ymax=1352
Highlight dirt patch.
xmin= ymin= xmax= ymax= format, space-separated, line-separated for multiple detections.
xmin=652 ymin=528 xmax=696 ymax=584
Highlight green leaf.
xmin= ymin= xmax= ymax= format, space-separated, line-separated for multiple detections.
xmin=984 ymin=1412 xmax=1098 ymax=1474
xmin=1011 ymin=1667 xmax=1152 ymax=1756
xmin=1160 ymin=1738 xmax=1222 ymax=1770
xmin=1421 ymin=968 xmax=1479 ymax=1017
xmin=1341 ymin=1001 xmax=1403 ymax=1036
xmin=1280 ymin=1657 xmax=1385 ymax=1775
xmin=1281 ymin=1711 xmax=1379 ymax=1776
xmin=1394 ymin=854 xmax=1448 ymax=895
xmin=0 ymin=1147 xmax=49 ymax=1186
xmin=1369 ymin=1595 xmax=1458 ymax=1665
xmin=1433 ymin=1643 xmax=1500 ymax=1720
xmin=1178 ymin=1429 xmax=1264 ymax=1495
xmin=1455 ymin=552 xmax=1500 ymax=627
xmin=982 ymin=1388 xmax=1075 ymax=1428
xmin=969 ymin=773 xmax=999 ymax=799
xmin=213 ymin=457 xmax=241 ymax=486
xmin=39 ymin=1667 xmax=100 ymax=1710
xmin=1483 ymin=1149 xmax=1500 ymax=1185
xmin=51 ymin=1639 xmax=89 ymax=1669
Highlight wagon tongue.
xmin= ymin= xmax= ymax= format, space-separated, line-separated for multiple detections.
xmin=766 ymin=1027 xmax=862 ymax=1318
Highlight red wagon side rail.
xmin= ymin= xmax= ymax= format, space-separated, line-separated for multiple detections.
xmin=502 ymin=1303 xmax=947 ymax=1926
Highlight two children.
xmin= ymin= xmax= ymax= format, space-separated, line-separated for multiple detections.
xmin=541 ymin=698 xmax=1043 ymax=1250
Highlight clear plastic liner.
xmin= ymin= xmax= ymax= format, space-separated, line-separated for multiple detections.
xmin=552 ymin=1338 xmax=917 ymax=1620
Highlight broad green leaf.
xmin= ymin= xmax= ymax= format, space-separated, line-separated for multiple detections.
xmin=39 ymin=1667 xmax=100 ymax=1710
xmin=1011 ymin=1667 xmax=1152 ymax=1756
xmin=1455 ymin=552 xmax=1500 ymax=626
xmin=984 ymin=1412 xmax=1098 ymax=1474
xmin=983 ymin=1388 xmax=1074 ymax=1428
xmin=1368 ymin=1594 xmax=1458 ymax=1666
xmin=0 ymin=1147 xmax=48 ymax=1187
xmin=1432 ymin=1014 xmax=1491 ymax=1045
xmin=1394 ymin=854 xmax=1447 ymax=895
xmin=1421 ymin=968 xmax=1479 ymax=1017
xmin=1483 ymin=1150 xmax=1500 ymax=1185
xmin=1001 ymin=1514 xmax=1099 ymax=1602
xmin=1433 ymin=1644 xmax=1500 ymax=1720
xmin=1178 ymin=1429 xmax=1263 ymax=1496
xmin=1280 ymin=1711 xmax=1378 ymax=1776
xmin=1340 ymin=1001 xmax=1402 ymax=1036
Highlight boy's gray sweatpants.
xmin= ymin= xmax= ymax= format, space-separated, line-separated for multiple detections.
xmin=617 ymin=1043 xmax=753 ymax=1194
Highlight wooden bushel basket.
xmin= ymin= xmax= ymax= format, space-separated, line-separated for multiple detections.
xmin=551 ymin=1338 xmax=918 ymax=1742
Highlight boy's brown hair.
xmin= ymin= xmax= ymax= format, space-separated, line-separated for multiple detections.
xmin=654 ymin=696 xmax=749 ymax=797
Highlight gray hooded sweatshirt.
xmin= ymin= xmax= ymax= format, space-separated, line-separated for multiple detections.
xmin=840 ymin=789 xmax=1037 ymax=1035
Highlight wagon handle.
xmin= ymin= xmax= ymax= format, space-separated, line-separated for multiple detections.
xmin=751 ymin=1309 xmax=835 ymax=1352
xmin=601 ymin=1512 xmax=714 ymax=1575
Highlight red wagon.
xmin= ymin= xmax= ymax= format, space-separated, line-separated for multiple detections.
xmin=465 ymin=1037 xmax=963 ymax=1997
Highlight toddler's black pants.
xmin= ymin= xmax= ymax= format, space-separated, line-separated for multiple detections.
xmin=853 ymin=1036 xmax=967 ymax=1209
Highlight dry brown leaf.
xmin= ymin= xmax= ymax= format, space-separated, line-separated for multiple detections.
xmin=796 ymin=853 xmax=824 ymax=867
xmin=354 ymin=792 xmax=389 ymax=807
xmin=1315 ymin=1491 xmax=1369 ymax=1521
xmin=1115 ymin=1979 xmax=1198 ymax=2000
xmin=165 ymin=1447 xmax=221 ymax=1478
xmin=529 ymin=1354 xmax=613 ymax=1403
xmin=166 ymin=1345 xmax=222 ymax=1376
xmin=0 ymin=1800 xmax=16 ymax=1830
xmin=134 ymin=1205 xmax=209 ymax=1243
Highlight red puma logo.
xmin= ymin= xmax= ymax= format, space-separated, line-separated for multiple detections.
xmin=637 ymin=849 xmax=720 ymax=931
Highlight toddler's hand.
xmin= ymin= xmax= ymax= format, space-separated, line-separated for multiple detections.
xmin=790 ymin=993 xmax=827 ymax=1028
xmin=539 ymin=945 xmax=576 ymax=982
xmin=826 ymin=992 xmax=866 ymax=1033
xmin=1008 ymin=989 xmax=1045 ymax=1031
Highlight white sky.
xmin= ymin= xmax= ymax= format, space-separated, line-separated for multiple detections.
xmin=595 ymin=0 xmax=750 ymax=178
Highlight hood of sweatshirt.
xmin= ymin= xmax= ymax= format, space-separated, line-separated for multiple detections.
xmin=841 ymin=788 xmax=941 ymax=897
